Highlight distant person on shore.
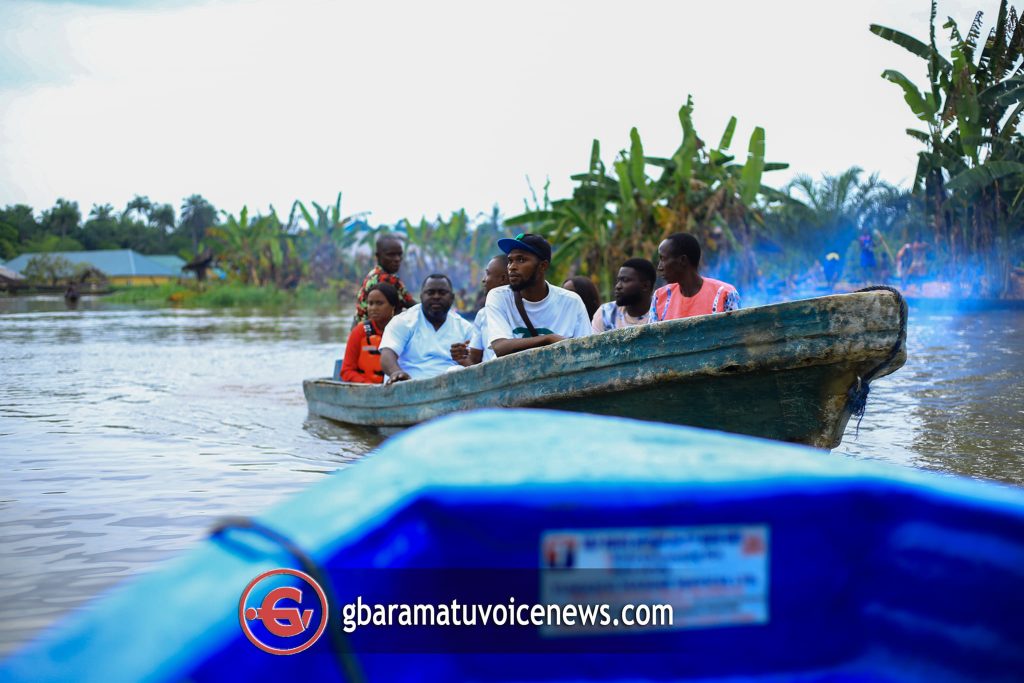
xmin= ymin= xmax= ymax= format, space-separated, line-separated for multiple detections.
xmin=897 ymin=237 xmax=930 ymax=285
xmin=451 ymin=255 xmax=509 ymax=367
xmin=485 ymin=233 xmax=592 ymax=358
xmin=824 ymin=251 xmax=842 ymax=291
xmin=340 ymin=283 xmax=399 ymax=384
xmin=353 ymin=235 xmax=416 ymax=325
xmin=562 ymin=276 xmax=601 ymax=322
xmin=858 ymin=230 xmax=877 ymax=282
xmin=592 ymin=258 xmax=656 ymax=332
xmin=379 ymin=274 xmax=474 ymax=382
xmin=650 ymin=233 xmax=739 ymax=321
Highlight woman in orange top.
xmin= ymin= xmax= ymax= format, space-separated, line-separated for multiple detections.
xmin=341 ymin=283 xmax=399 ymax=383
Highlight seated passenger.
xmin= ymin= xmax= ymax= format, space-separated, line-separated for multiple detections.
xmin=451 ymin=254 xmax=509 ymax=367
xmin=651 ymin=233 xmax=739 ymax=321
xmin=379 ymin=274 xmax=474 ymax=383
xmin=340 ymin=283 xmax=398 ymax=384
xmin=562 ymin=276 xmax=601 ymax=321
xmin=485 ymin=233 xmax=592 ymax=358
xmin=592 ymin=258 xmax=656 ymax=332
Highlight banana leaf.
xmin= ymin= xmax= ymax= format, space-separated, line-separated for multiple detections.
xmin=978 ymin=75 xmax=1024 ymax=106
xmin=505 ymin=209 xmax=563 ymax=227
xmin=718 ymin=116 xmax=737 ymax=151
xmin=870 ymin=24 xmax=952 ymax=72
xmin=740 ymin=127 xmax=765 ymax=205
xmin=882 ymin=70 xmax=939 ymax=120
xmin=945 ymin=160 xmax=1024 ymax=193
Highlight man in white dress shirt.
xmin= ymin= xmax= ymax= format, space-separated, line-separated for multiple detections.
xmin=379 ymin=274 xmax=474 ymax=382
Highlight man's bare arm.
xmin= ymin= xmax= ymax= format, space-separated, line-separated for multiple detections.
xmin=491 ymin=334 xmax=566 ymax=358
xmin=380 ymin=348 xmax=410 ymax=382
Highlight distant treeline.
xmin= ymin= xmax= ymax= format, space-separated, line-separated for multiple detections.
xmin=0 ymin=195 xmax=209 ymax=261
xmin=3 ymin=1 xmax=1022 ymax=298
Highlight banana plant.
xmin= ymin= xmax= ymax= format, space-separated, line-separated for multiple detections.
xmin=290 ymin=192 xmax=367 ymax=285
xmin=507 ymin=97 xmax=785 ymax=295
xmin=872 ymin=0 xmax=1024 ymax=295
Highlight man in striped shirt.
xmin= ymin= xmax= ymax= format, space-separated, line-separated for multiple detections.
xmin=650 ymin=233 xmax=739 ymax=322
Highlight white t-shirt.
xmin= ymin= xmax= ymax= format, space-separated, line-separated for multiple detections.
xmin=468 ymin=308 xmax=496 ymax=362
xmin=484 ymin=283 xmax=593 ymax=351
xmin=379 ymin=304 xmax=474 ymax=380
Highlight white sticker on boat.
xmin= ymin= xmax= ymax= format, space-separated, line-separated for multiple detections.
xmin=539 ymin=525 xmax=769 ymax=635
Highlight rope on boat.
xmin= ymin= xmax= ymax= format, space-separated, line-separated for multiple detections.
xmin=210 ymin=516 xmax=366 ymax=683
xmin=846 ymin=285 xmax=909 ymax=435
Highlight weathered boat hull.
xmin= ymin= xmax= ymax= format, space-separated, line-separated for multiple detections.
xmin=304 ymin=290 xmax=907 ymax=448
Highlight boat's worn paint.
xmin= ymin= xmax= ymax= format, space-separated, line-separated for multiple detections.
xmin=305 ymin=291 xmax=907 ymax=448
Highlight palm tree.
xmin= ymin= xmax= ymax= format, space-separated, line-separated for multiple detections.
xmin=770 ymin=168 xmax=908 ymax=276
xmin=89 ymin=204 xmax=116 ymax=222
xmin=149 ymin=203 xmax=175 ymax=233
xmin=124 ymin=195 xmax=152 ymax=224
xmin=179 ymin=195 xmax=217 ymax=252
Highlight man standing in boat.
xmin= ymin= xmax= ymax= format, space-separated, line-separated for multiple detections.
xmin=650 ymin=233 xmax=739 ymax=321
xmin=353 ymin=234 xmax=416 ymax=325
xmin=484 ymin=233 xmax=592 ymax=357
xmin=379 ymin=274 xmax=474 ymax=382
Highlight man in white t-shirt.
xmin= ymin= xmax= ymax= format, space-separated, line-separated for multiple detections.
xmin=451 ymin=254 xmax=509 ymax=366
xmin=379 ymin=274 xmax=474 ymax=382
xmin=484 ymin=233 xmax=592 ymax=357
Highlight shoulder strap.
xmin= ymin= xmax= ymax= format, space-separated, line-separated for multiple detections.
xmin=513 ymin=290 xmax=539 ymax=337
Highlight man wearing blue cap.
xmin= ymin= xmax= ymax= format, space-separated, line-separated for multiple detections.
xmin=484 ymin=233 xmax=593 ymax=357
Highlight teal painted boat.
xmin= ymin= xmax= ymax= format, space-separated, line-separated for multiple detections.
xmin=305 ymin=289 xmax=907 ymax=448
xmin=3 ymin=410 xmax=1022 ymax=682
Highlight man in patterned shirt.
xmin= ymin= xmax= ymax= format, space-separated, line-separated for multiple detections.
xmin=353 ymin=235 xmax=416 ymax=325
xmin=650 ymin=232 xmax=740 ymax=321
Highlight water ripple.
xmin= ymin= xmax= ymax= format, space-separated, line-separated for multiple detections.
xmin=1 ymin=296 xmax=1021 ymax=657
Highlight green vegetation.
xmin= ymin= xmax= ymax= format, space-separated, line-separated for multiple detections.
xmin=2 ymin=1 xmax=1021 ymax=302
xmin=870 ymin=0 xmax=1024 ymax=294
xmin=105 ymin=282 xmax=346 ymax=309
xmin=508 ymin=98 xmax=783 ymax=294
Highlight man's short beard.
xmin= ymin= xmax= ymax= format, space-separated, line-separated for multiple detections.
xmin=509 ymin=272 xmax=538 ymax=292
xmin=423 ymin=304 xmax=450 ymax=324
xmin=615 ymin=291 xmax=643 ymax=307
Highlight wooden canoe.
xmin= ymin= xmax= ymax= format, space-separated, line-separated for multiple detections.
xmin=304 ymin=289 xmax=907 ymax=448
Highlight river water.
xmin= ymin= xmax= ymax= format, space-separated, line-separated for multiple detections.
xmin=1 ymin=295 xmax=1022 ymax=656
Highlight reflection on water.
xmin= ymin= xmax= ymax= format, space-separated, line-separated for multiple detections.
xmin=0 ymin=296 xmax=384 ymax=655
xmin=0 ymin=294 xmax=1022 ymax=655
xmin=834 ymin=306 xmax=1024 ymax=486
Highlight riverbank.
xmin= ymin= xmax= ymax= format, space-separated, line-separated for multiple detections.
xmin=103 ymin=282 xmax=356 ymax=309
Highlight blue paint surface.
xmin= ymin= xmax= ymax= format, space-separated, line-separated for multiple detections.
xmin=2 ymin=409 xmax=1023 ymax=682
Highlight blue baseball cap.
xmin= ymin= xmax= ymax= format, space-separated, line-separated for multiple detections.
xmin=497 ymin=233 xmax=552 ymax=262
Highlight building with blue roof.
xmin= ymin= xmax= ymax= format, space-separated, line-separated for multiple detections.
xmin=2 ymin=249 xmax=190 ymax=286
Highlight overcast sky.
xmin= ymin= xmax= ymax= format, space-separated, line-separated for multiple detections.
xmin=0 ymin=0 xmax=991 ymax=224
